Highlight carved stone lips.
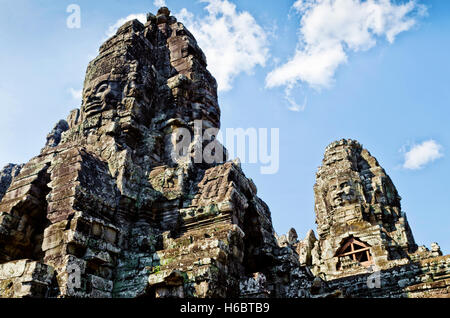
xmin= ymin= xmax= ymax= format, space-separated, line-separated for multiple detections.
xmin=84 ymin=101 xmax=102 ymax=113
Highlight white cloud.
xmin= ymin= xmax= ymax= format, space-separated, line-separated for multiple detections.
xmin=106 ymin=14 xmax=147 ymax=38
xmin=103 ymin=1 xmax=269 ymax=92
xmin=69 ymin=88 xmax=82 ymax=100
xmin=266 ymin=0 xmax=426 ymax=90
xmin=153 ymin=0 xmax=167 ymax=7
xmin=285 ymin=85 xmax=307 ymax=112
xmin=403 ymin=140 xmax=443 ymax=170
xmin=178 ymin=0 xmax=269 ymax=92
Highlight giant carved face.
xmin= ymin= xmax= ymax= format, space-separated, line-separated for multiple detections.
xmin=81 ymin=79 xmax=122 ymax=118
xmin=327 ymin=178 xmax=358 ymax=208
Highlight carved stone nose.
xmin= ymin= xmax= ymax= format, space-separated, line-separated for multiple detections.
xmin=101 ymin=88 xmax=114 ymax=102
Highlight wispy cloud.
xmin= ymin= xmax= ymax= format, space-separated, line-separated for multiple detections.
xmin=69 ymin=88 xmax=82 ymax=100
xmin=178 ymin=0 xmax=270 ymax=92
xmin=153 ymin=0 xmax=167 ymax=8
xmin=403 ymin=140 xmax=443 ymax=170
xmin=285 ymin=85 xmax=307 ymax=112
xmin=266 ymin=0 xmax=427 ymax=90
xmin=106 ymin=13 xmax=147 ymax=38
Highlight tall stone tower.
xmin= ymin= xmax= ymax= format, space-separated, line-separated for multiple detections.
xmin=1 ymin=6 xmax=447 ymax=299
xmin=0 ymin=7 xmax=317 ymax=298
xmin=311 ymin=139 xmax=417 ymax=279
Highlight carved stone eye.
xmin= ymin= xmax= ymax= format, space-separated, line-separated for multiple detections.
xmin=96 ymin=83 xmax=109 ymax=94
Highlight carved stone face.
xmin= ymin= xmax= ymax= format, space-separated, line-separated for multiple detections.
xmin=82 ymin=80 xmax=122 ymax=117
xmin=327 ymin=179 xmax=358 ymax=208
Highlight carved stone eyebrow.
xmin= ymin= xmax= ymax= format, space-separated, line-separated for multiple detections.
xmin=95 ymin=81 xmax=109 ymax=90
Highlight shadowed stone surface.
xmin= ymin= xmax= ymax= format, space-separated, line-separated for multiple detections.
xmin=0 ymin=164 xmax=24 ymax=202
xmin=0 ymin=7 xmax=448 ymax=298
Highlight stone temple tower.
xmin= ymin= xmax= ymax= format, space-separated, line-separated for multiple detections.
xmin=1 ymin=6 xmax=448 ymax=299
xmin=311 ymin=139 xmax=417 ymax=279
xmin=0 ymin=7 xmax=319 ymax=298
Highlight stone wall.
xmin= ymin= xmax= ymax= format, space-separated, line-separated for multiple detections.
xmin=0 ymin=259 xmax=55 ymax=298
xmin=0 ymin=163 xmax=24 ymax=202
xmin=325 ymin=255 xmax=450 ymax=298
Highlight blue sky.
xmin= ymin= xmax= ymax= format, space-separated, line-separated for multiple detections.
xmin=0 ymin=0 xmax=448 ymax=253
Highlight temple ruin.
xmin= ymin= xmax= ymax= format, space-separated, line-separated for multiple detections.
xmin=0 ymin=7 xmax=448 ymax=298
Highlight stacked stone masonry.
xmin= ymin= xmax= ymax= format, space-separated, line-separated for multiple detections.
xmin=0 ymin=7 xmax=448 ymax=298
